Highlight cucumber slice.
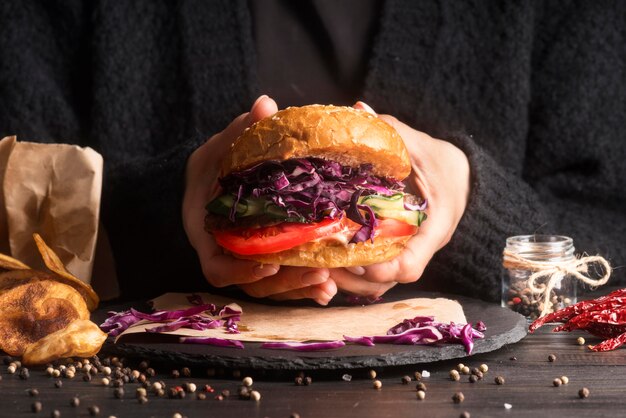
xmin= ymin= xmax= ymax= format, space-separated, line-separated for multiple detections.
xmin=206 ymin=195 xmax=289 ymax=219
xmin=375 ymin=209 xmax=427 ymax=227
xmin=206 ymin=195 xmax=244 ymax=217
xmin=359 ymin=193 xmax=405 ymax=211
xmin=263 ymin=202 xmax=289 ymax=219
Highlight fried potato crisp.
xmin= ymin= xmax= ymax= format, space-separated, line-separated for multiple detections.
xmin=33 ymin=233 xmax=99 ymax=311
xmin=0 ymin=234 xmax=105 ymax=363
xmin=22 ymin=319 xmax=107 ymax=365
xmin=0 ymin=253 xmax=29 ymax=271
xmin=0 ymin=269 xmax=49 ymax=294
xmin=0 ymin=279 xmax=89 ymax=356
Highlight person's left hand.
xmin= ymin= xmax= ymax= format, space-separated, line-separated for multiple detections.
xmin=328 ymin=102 xmax=471 ymax=299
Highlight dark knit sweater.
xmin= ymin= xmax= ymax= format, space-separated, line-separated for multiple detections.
xmin=0 ymin=0 xmax=624 ymax=301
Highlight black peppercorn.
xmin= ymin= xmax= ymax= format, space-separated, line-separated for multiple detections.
xmin=452 ymin=392 xmax=465 ymax=403
xmin=114 ymin=388 xmax=124 ymax=399
xmin=70 ymin=397 xmax=80 ymax=407
xmin=579 ymin=387 xmax=590 ymax=398
xmin=495 ymin=376 xmax=505 ymax=385
xmin=304 ymin=376 xmax=312 ymax=386
xmin=294 ymin=376 xmax=304 ymax=386
xmin=469 ymin=375 xmax=478 ymax=383
xmin=50 ymin=409 xmax=61 ymax=418
xmin=82 ymin=374 xmax=92 ymax=382
xmin=28 ymin=388 xmax=39 ymax=397
xmin=221 ymin=389 xmax=230 ymax=398
xmin=167 ymin=388 xmax=179 ymax=399
xmin=87 ymin=405 xmax=100 ymax=416
xmin=31 ymin=401 xmax=43 ymax=413
xmin=401 ymin=375 xmax=411 ymax=384
xmin=460 ymin=412 xmax=471 ymax=418
xmin=416 ymin=382 xmax=427 ymax=392
xmin=171 ymin=369 xmax=180 ymax=378
xmin=548 ymin=354 xmax=557 ymax=362
xmin=181 ymin=367 xmax=191 ymax=377
xmin=145 ymin=367 xmax=156 ymax=377
xmin=138 ymin=361 xmax=149 ymax=370
xmin=138 ymin=395 xmax=148 ymax=404
xmin=19 ymin=367 xmax=30 ymax=380
xmin=553 ymin=378 xmax=563 ymax=387
xmin=54 ymin=380 xmax=63 ymax=388
xmin=196 ymin=392 xmax=207 ymax=400
xmin=238 ymin=386 xmax=251 ymax=399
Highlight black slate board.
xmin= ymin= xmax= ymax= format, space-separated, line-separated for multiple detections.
xmin=96 ymin=293 xmax=526 ymax=371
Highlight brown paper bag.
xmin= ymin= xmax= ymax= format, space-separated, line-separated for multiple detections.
xmin=0 ymin=135 xmax=118 ymax=299
xmin=0 ymin=137 xmax=16 ymax=255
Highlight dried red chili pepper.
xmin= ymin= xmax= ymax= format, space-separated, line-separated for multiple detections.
xmin=588 ymin=332 xmax=626 ymax=351
xmin=529 ymin=288 xmax=626 ymax=352
xmin=528 ymin=288 xmax=626 ymax=332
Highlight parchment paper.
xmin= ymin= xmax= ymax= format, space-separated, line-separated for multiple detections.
xmin=117 ymin=292 xmax=467 ymax=343
xmin=0 ymin=136 xmax=106 ymax=289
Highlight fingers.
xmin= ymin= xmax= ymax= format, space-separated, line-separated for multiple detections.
xmin=248 ymin=95 xmax=278 ymax=122
xmin=238 ymin=267 xmax=330 ymax=298
xmin=208 ymin=95 xmax=278 ymax=151
xmin=353 ymin=101 xmax=377 ymax=116
xmin=268 ymin=279 xmax=338 ymax=306
xmin=330 ymin=268 xmax=397 ymax=297
xmin=194 ymin=237 xmax=281 ymax=288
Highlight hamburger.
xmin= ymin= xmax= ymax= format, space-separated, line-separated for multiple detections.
xmin=205 ymin=104 xmax=427 ymax=267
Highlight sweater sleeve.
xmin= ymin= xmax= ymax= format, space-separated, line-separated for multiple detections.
xmin=418 ymin=133 xmax=626 ymax=303
xmin=100 ymin=137 xmax=208 ymax=299
xmin=417 ymin=1 xmax=626 ymax=302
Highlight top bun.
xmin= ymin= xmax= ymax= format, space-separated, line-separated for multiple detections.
xmin=224 ymin=105 xmax=410 ymax=180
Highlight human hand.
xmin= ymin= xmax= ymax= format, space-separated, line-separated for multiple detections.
xmin=330 ymin=102 xmax=471 ymax=298
xmin=182 ymin=95 xmax=337 ymax=305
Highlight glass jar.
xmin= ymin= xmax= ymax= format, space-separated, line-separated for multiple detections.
xmin=501 ymin=235 xmax=577 ymax=320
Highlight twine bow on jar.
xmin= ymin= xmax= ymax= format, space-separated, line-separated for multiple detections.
xmin=502 ymin=250 xmax=612 ymax=317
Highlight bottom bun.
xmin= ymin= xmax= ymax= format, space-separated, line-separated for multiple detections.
xmin=234 ymin=236 xmax=411 ymax=268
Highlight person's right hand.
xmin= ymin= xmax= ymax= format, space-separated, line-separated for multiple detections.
xmin=182 ymin=95 xmax=337 ymax=305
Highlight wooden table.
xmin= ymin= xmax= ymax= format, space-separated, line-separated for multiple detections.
xmin=1 ymin=325 xmax=624 ymax=417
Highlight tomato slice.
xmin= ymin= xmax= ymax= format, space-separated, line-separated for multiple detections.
xmin=376 ymin=218 xmax=418 ymax=239
xmin=214 ymin=217 xmax=418 ymax=256
xmin=214 ymin=218 xmax=345 ymax=255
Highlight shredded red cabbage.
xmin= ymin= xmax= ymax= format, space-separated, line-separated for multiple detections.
xmin=260 ymin=341 xmax=346 ymax=351
xmin=99 ymin=300 xmax=242 ymax=336
xmin=180 ymin=337 xmax=245 ymax=349
xmin=344 ymin=317 xmax=486 ymax=354
xmin=214 ymin=157 xmax=408 ymax=243
xmin=129 ymin=304 xmax=217 ymax=322
xmin=100 ymin=311 xmax=143 ymax=337
xmin=342 ymin=335 xmax=375 ymax=346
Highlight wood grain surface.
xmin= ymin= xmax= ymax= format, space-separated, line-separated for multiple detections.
xmin=0 ymin=325 xmax=624 ymax=418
